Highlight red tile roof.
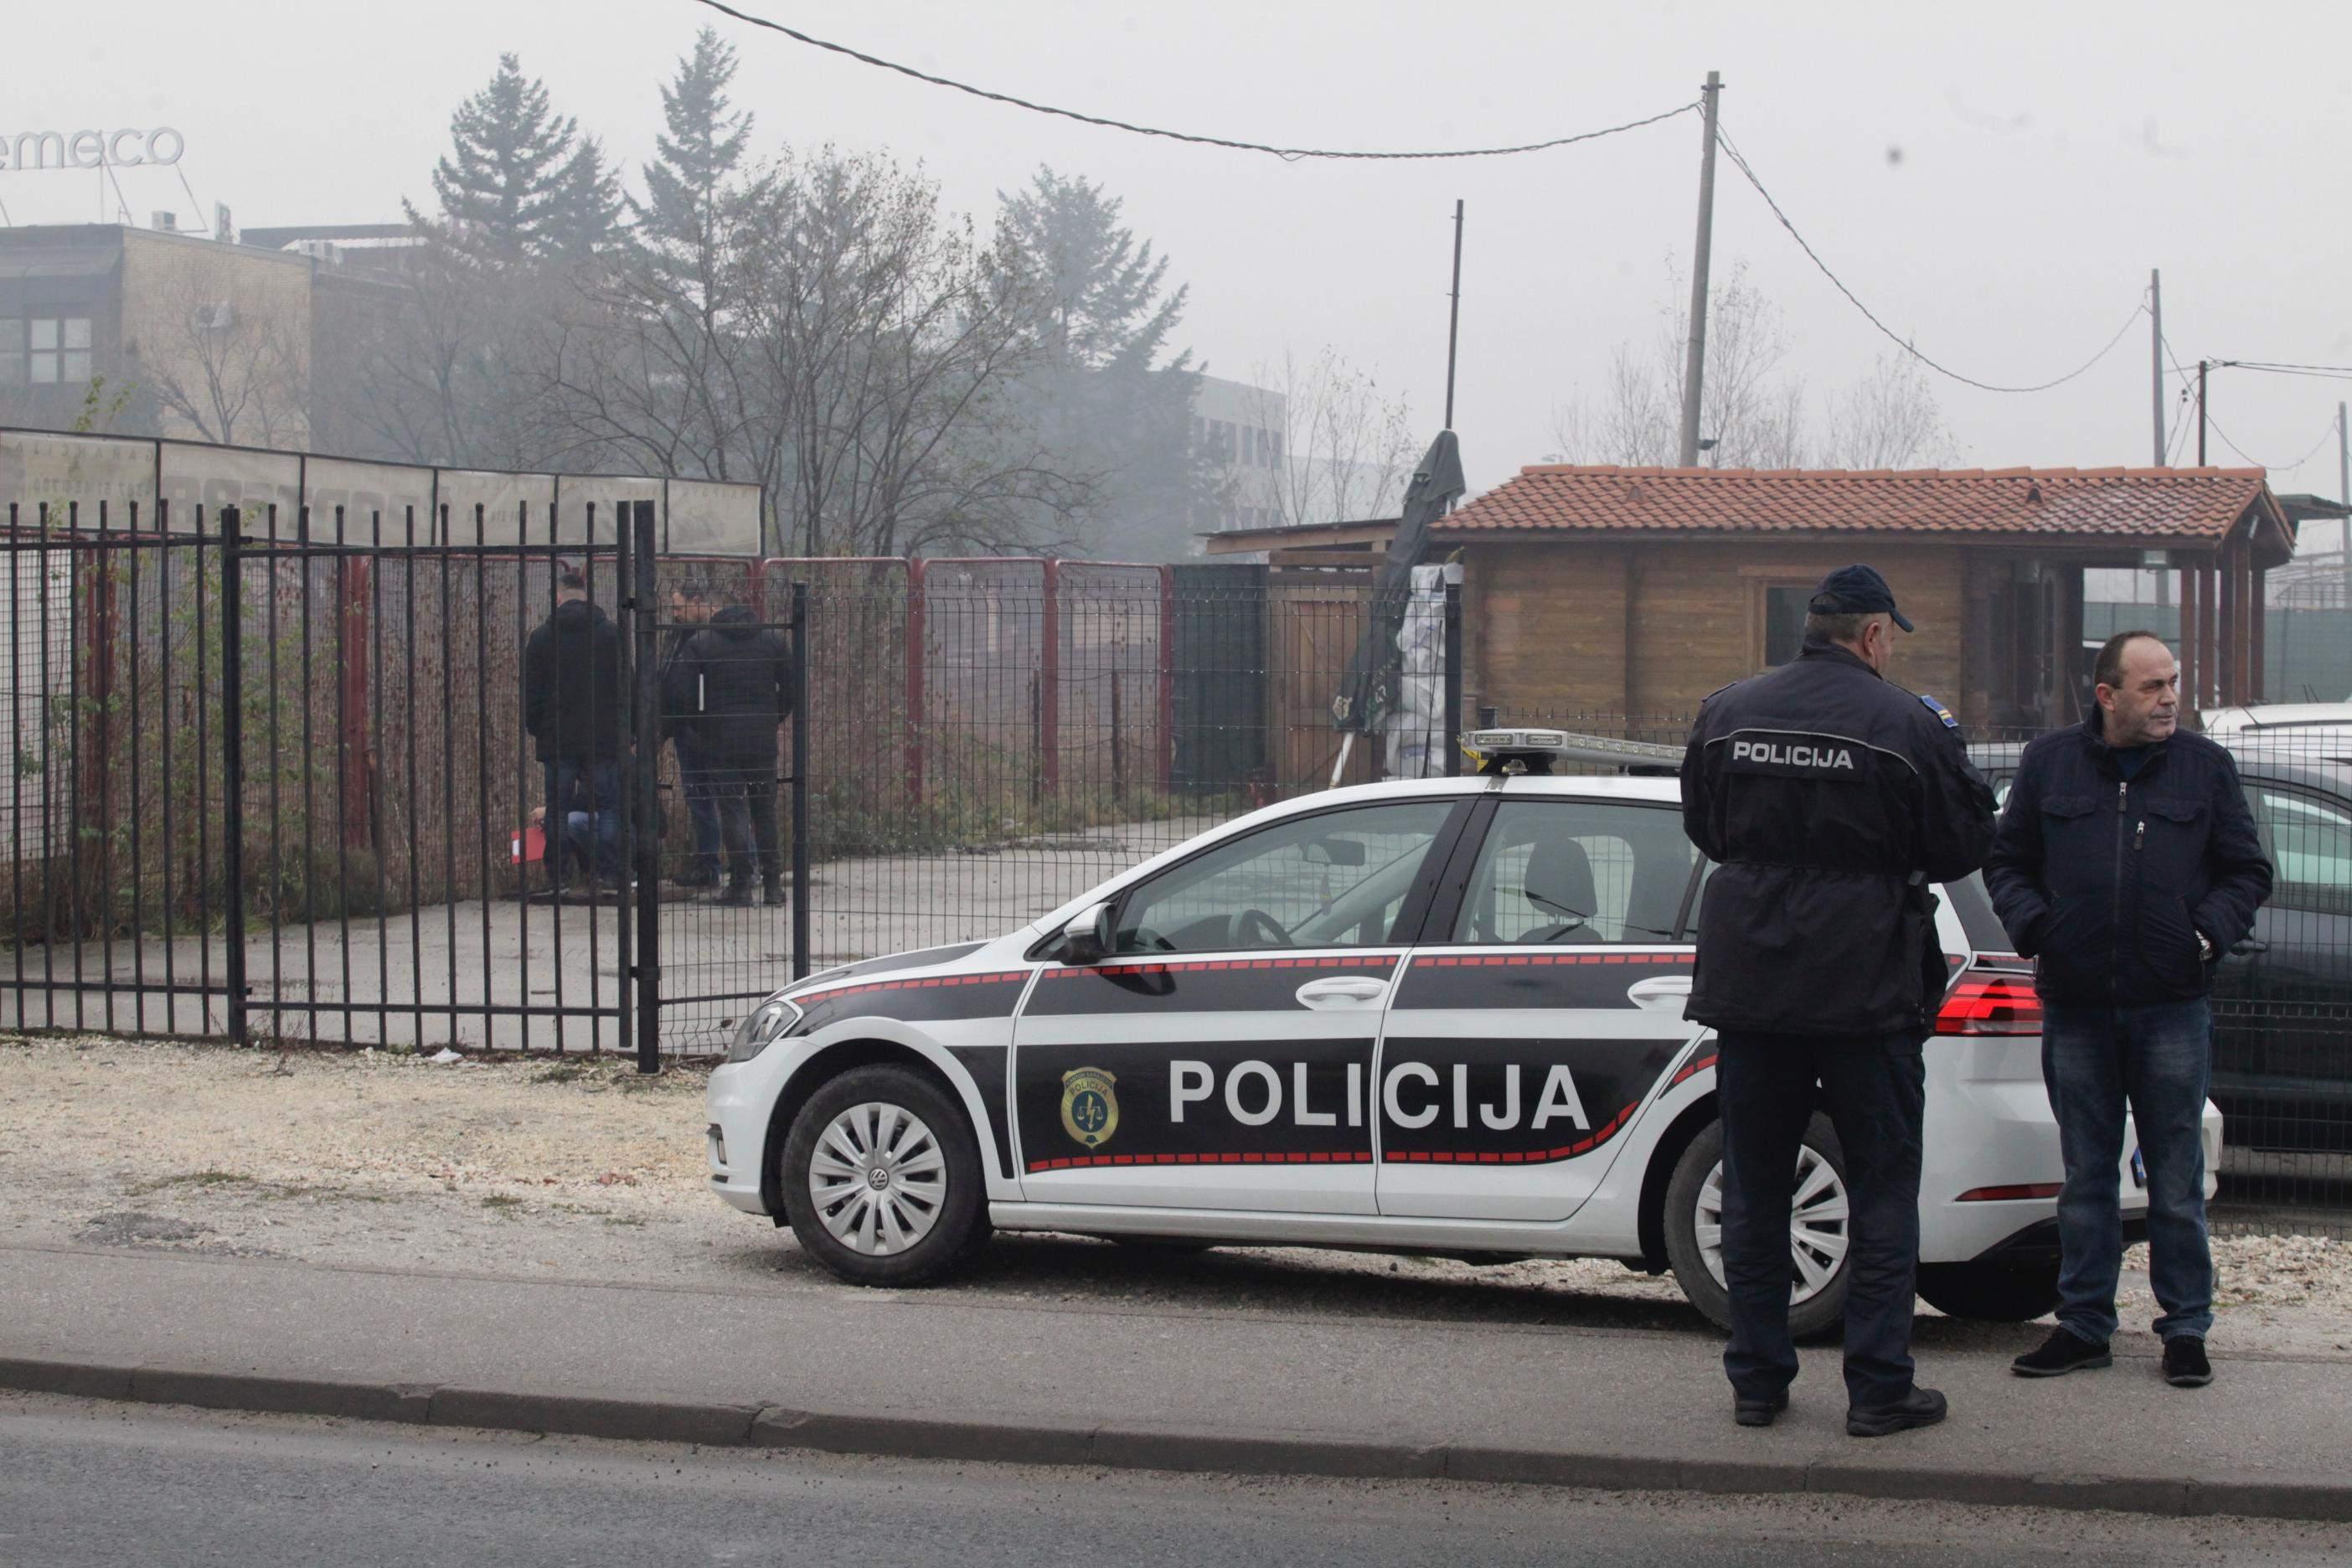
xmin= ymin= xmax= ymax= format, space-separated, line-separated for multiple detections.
xmin=1436 ymin=465 xmax=2285 ymax=543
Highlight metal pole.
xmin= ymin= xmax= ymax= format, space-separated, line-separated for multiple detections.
xmin=219 ymin=505 xmax=247 ymax=1045
xmin=2149 ymin=269 xmax=2165 ymax=465
xmin=1442 ymin=563 xmax=1464 ymax=777
xmin=1676 ymin=70 xmax=1723 ymax=467
xmin=790 ymin=580 xmax=811 ymax=983
xmin=1444 ymin=199 xmax=1465 ymax=430
xmin=2197 ymin=360 xmax=2209 ymax=467
xmin=631 ymin=499 xmax=661 ymax=1074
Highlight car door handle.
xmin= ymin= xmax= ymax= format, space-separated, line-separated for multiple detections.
xmin=1627 ymin=975 xmax=1693 ymax=1012
xmin=2231 ymin=937 xmax=2267 ymax=957
xmin=1295 ymin=977 xmax=1389 ymax=1009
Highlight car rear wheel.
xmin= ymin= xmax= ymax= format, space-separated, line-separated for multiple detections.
xmin=1663 ymin=1116 xmax=1851 ymax=1342
xmin=781 ymin=1065 xmax=989 ymax=1287
xmin=1915 ymin=1261 xmax=2061 ymax=1323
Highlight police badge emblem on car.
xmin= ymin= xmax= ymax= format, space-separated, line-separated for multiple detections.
xmin=1061 ymin=1067 xmax=1120 ymax=1149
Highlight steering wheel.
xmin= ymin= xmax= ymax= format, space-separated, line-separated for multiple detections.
xmin=1235 ymin=908 xmax=1294 ymax=949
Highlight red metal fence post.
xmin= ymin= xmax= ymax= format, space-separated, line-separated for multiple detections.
xmin=905 ymin=557 xmax=926 ymax=806
xmin=1156 ymin=564 xmax=1175 ymax=793
xmin=1039 ymin=558 xmax=1060 ymax=797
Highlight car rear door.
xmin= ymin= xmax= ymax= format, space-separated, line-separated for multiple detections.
xmin=1012 ymin=794 xmax=1473 ymax=1215
xmin=1374 ymin=792 xmax=1710 ymax=1223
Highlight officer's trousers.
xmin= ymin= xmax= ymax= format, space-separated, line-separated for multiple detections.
xmin=1715 ymin=1029 xmax=1926 ymax=1409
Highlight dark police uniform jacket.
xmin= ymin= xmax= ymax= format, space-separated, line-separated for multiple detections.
xmin=1680 ymin=639 xmax=1997 ymax=1038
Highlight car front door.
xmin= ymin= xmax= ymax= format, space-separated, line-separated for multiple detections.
xmin=1374 ymin=793 xmax=1710 ymax=1223
xmin=1012 ymin=795 xmax=1471 ymax=1215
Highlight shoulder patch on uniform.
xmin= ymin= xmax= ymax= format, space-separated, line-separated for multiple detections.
xmin=1918 ymin=692 xmax=1959 ymax=730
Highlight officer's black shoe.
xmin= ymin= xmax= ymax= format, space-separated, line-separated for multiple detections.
xmin=1733 ymin=1390 xmax=1788 ymax=1428
xmin=2163 ymin=1335 xmax=2213 ymax=1388
xmin=2011 ymin=1327 xmax=2112 ymax=1378
xmin=1844 ymin=1385 xmax=1947 ymax=1438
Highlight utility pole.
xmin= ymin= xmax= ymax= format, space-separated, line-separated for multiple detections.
xmin=2149 ymin=269 xmax=2165 ymax=465
xmin=2196 ymin=359 xmax=2209 ymax=467
xmin=1444 ymin=199 xmax=1464 ymax=430
xmin=2338 ymin=402 xmax=2349 ymax=610
xmin=1676 ymin=70 xmax=1723 ymax=467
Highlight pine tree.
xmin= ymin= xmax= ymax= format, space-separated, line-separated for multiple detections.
xmin=994 ymin=167 xmax=1204 ymax=559
xmin=410 ymin=54 xmax=596 ymax=263
xmin=632 ymin=27 xmax=757 ymax=270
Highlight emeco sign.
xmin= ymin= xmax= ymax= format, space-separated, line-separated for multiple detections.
xmin=0 ymin=127 xmax=185 ymax=171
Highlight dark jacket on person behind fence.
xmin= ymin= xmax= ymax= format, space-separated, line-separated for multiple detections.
xmin=1680 ymin=638 xmax=1998 ymax=1037
xmin=665 ymin=606 xmax=794 ymax=762
xmin=1983 ymin=717 xmax=2272 ymax=1008
xmin=522 ymin=599 xmax=623 ymax=765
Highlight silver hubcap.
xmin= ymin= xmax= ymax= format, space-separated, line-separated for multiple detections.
xmin=1695 ymin=1145 xmax=1853 ymax=1306
xmin=808 ymin=1101 xmax=948 ymax=1256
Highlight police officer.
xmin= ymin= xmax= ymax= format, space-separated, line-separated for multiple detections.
xmin=1680 ymin=564 xmax=1996 ymax=1438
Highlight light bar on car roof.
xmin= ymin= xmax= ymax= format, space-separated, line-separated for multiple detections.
xmin=1463 ymin=728 xmax=1684 ymax=771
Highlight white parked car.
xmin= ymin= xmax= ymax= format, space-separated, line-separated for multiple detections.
xmin=706 ymin=736 xmax=2222 ymax=1334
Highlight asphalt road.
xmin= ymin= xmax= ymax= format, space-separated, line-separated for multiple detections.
xmin=3 ymin=1395 xmax=2345 ymax=1568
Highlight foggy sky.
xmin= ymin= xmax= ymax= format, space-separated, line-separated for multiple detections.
xmin=12 ymin=0 xmax=2352 ymax=509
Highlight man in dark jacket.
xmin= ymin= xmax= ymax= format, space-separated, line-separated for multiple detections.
xmin=666 ymin=602 xmax=794 ymax=906
xmin=522 ymin=564 xmax=623 ymax=892
xmin=1682 ymin=564 xmax=1996 ymax=1438
xmin=661 ymin=577 xmax=724 ymax=890
xmin=1984 ymin=631 xmax=2271 ymax=1390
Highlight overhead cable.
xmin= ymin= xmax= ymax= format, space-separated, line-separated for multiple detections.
xmin=687 ymin=0 xmax=1700 ymax=161
xmin=1713 ymin=121 xmax=2146 ymax=394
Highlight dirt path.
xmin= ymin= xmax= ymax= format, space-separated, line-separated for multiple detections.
xmin=6 ymin=1035 xmax=2345 ymax=1359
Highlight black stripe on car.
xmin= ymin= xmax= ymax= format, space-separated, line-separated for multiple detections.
xmin=1392 ymin=951 xmax=1693 ymax=1011
xmin=1016 ymin=1039 xmax=1377 ymax=1172
xmin=1375 ymin=1036 xmax=1682 ymax=1165
xmin=784 ymin=970 xmax=1029 ymax=1036
xmin=1023 ymin=953 xmax=1401 ymax=1017
xmin=944 ymin=1044 xmax=1017 ymax=1180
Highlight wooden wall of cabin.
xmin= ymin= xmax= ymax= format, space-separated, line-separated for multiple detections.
xmin=1458 ymin=539 xmax=1969 ymax=729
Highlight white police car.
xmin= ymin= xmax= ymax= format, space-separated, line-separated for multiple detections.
xmin=707 ymin=730 xmax=2223 ymax=1333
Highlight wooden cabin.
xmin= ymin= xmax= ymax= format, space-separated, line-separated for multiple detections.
xmin=1208 ymin=465 xmax=2298 ymax=731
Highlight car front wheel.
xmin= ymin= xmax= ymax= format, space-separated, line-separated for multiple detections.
xmin=780 ymin=1065 xmax=989 ymax=1287
xmin=1662 ymin=1116 xmax=1851 ymax=1342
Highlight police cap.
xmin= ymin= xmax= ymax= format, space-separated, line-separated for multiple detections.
xmin=1808 ymin=564 xmax=1914 ymax=632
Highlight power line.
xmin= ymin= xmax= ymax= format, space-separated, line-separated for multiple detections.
xmin=689 ymin=0 xmax=1700 ymax=161
xmin=1712 ymin=121 xmax=2146 ymax=394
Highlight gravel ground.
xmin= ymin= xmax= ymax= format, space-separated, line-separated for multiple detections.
xmin=5 ymin=1035 xmax=2348 ymax=1359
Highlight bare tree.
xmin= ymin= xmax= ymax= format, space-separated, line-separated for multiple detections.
xmin=1546 ymin=259 xmax=1810 ymax=469
xmin=1249 ymin=348 xmax=1418 ymax=525
xmin=129 ymin=253 xmax=312 ymax=447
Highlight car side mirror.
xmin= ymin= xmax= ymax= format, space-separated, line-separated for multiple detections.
xmin=1057 ymin=901 xmax=1115 ymax=965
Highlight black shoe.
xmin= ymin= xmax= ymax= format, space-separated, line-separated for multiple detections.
xmin=1733 ymin=1390 xmax=1788 ymax=1428
xmin=715 ymin=885 xmax=756 ymax=907
xmin=2163 ymin=1336 xmax=2212 ymax=1388
xmin=1845 ymin=1386 xmax=1947 ymax=1438
xmin=2011 ymin=1327 xmax=2112 ymax=1378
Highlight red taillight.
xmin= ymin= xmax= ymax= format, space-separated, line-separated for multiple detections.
xmin=1935 ymin=971 xmax=2043 ymax=1036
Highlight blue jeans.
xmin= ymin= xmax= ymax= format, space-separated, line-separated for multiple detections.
xmin=2042 ymin=999 xmax=2215 ymax=1344
xmin=544 ymin=760 xmax=622 ymax=887
xmin=1716 ymin=1030 xmax=1926 ymax=1409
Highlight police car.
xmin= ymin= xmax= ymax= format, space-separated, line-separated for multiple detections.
xmin=707 ymin=730 xmax=2223 ymax=1335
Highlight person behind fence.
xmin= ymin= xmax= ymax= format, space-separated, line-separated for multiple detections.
xmin=1983 ymin=631 xmax=2272 ymax=1390
xmin=665 ymin=596 xmax=794 ymax=907
xmin=1679 ymin=564 xmax=1996 ymax=1439
xmin=522 ymin=561 xmax=623 ymax=893
xmin=662 ymin=575 xmax=725 ymax=891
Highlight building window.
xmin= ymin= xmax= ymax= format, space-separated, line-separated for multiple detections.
xmin=1761 ymin=584 xmax=1812 ymax=667
xmin=13 ymin=317 xmax=93 ymax=386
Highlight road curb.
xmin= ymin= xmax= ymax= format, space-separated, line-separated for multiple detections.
xmin=2 ymin=1355 xmax=2346 ymax=1524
